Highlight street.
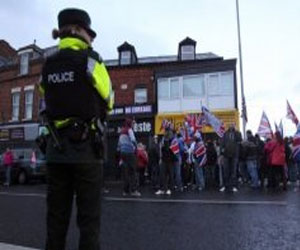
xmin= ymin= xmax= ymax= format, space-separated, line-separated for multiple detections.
xmin=0 ymin=183 xmax=299 ymax=250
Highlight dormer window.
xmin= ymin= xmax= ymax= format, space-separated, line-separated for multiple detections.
xmin=118 ymin=41 xmax=138 ymax=65
xmin=20 ymin=52 xmax=29 ymax=75
xmin=181 ymin=45 xmax=195 ymax=60
xmin=120 ymin=51 xmax=131 ymax=65
xmin=178 ymin=37 xmax=196 ymax=61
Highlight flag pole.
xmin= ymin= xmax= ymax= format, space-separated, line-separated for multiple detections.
xmin=236 ymin=0 xmax=247 ymax=138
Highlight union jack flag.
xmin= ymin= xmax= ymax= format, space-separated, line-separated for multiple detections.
xmin=257 ymin=111 xmax=273 ymax=139
xmin=292 ymin=125 xmax=300 ymax=162
xmin=185 ymin=113 xmax=205 ymax=132
xmin=160 ymin=119 xmax=171 ymax=131
xmin=201 ymin=106 xmax=225 ymax=138
xmin=275 ymin=120 xmax=283 ymax=137
xmin=169 ymin=138 xmax=180 ymax=155
xmin=181 ymin=125 xmax=192 ymax=144
xmin=194 ymin=141 xmax=207 ymax=167
xmin=286 ymin=100 xmax=299 ymax=126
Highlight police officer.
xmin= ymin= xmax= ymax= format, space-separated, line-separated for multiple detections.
xmin=39 ymin=8 xmax=113 ymax=250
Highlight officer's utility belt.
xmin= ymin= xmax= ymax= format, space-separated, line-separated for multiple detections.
xmin=58 ymin=119 xmax=93 ymax=143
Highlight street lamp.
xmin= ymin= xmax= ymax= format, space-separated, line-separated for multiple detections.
xmin=236 ymin=0 xmax=247 ymax=138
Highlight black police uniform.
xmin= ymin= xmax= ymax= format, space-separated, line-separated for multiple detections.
xmin=40 ymin=8 xmax=112 ymax=250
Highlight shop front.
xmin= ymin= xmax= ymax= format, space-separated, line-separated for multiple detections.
xmin=155 ymin=109 xmax=240 ymax=139
xmin=0 ymin=123 xmax=40 ymax=152
xmin=106 ymin=104 xmax=155 ymax=178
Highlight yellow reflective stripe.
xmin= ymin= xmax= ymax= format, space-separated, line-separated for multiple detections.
xmin=87 ymin=58 xmax=113 ymax=111
xmin=54 ymin=119 xmax=71 ymax=128
xmin=38 ymin=84 xmax=45 ymax=96
xmin=59 ymin=38 xmax=89 ymax=50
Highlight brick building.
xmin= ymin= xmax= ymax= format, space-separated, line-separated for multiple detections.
xmin=0 ymin=37 xmax=239 ymax=164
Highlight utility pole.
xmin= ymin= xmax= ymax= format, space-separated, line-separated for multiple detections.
xmin=236 ymin=0 xmax=247 ymax=138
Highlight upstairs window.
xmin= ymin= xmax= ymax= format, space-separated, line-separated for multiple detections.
xmin=183 ymin=75 xmax=205 ymax=97
xmin=158 ymin=78 xmax=180 ymax=100
xmin=12 ymin=91 xmax=20 ymax=121
xmin=208 ymin=72 xmax=233 ymax=96
xmin=24 ymin=90 xmax=33 ymax=119
xmin=120 ymin=51 xmax=131 ymax=65
xmin=181 ymin=45 xmax=195 ymax=60
xmin=20 ymin=52 xmax=29 ymax=75
xmin=134 ymin=88 xmax=147 ymax=104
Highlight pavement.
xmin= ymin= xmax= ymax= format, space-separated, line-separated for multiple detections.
xmin=0 ymin=182 xmax=299 ymax=250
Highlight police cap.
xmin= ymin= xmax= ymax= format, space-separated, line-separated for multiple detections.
xmin=58 ymin=8 xmax=97 ymax=38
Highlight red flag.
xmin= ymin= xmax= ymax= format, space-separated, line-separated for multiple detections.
xmin=286 ymin=100 xmax=299 ymax=126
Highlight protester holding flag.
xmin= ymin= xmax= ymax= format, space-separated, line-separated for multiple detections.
xmin=265 ymin=131 xmax=287 ymax=190
xmin=242 ymin=130 xmax=259 ymax=188
xmin=205 ymin=139 xmax=218 ymax=188
xmin=193 ymin=132 xmax=206 ymax=191
xmin=171 ymin=132 xmax=183 ymax=192
xmin=220 ymin=124 xmax=242 ymax=192
xmin=155 ymin=127 xmax=175 ymax=195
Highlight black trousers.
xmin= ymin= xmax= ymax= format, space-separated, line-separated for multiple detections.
xmin=46 ymin=162 xmax=101 ymax=250
xmin=121 ymin=152 xmax=137 ymax=193
xmin=160 ymin=161 xmax=174 ymax=191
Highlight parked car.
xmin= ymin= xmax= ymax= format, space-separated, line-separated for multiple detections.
xmin=0 ymin=148 xmax=47 ymax=185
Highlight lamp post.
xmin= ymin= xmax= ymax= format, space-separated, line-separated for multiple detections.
xmin=236 ymin=0 xmax=247 ymax=138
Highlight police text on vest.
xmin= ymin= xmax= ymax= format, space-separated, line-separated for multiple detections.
xmin=48 ymin=71 xmax=75 ymax=84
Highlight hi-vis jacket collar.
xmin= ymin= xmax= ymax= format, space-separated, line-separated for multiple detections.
xmin=59 ymin=37 xmax=89 ymax=50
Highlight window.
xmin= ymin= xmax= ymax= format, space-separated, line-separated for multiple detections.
xmin=183 ymin=75 xmax=204 ymax=97
xmin=158 ymin=79 xmax=169 ymax=99
xmin=25 ymin=91 xmax=33 ymax=119
xmin=158 ymin=78 xmax=180 ymax=100
xmin=208 ymin=72 xmax=233 ymax=96
xmin=12 ymin=92 xmax=20 ymax=121
xmin=181 ymin=45 xmax=195 ymax=60
xmin=220 ymin=72 xmax=233 ymax=95
xmin=208 ymin=74 xmax=220 ymax=95
xmin=170 ymin=79 xmax=180 ymax=99
xmin=134 ymin=88 xmax=147 ymax=104
xmin=120 ymin=51 xmax=131 ymax=65
xmin=20 ymin=53 xmax=29 ymax=75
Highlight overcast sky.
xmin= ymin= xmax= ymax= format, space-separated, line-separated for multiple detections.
xmin=1 ymin=0 xmax=300 ymax=136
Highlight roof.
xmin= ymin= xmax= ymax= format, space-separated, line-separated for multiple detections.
xmin=17 ymin=43 xmax=43 ymax=54
xmin=104 ymin=52 xmax=221 ymax=66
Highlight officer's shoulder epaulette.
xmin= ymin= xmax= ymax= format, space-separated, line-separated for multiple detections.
xmin=87 ymin=49 xmax=103 ymax=63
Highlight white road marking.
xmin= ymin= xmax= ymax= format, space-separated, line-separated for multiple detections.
xmin=0 ymin=191 xmax=288 ymax=206
xmin=104 ymin=197 xmax=288 ymax=206
xmin=0 ymin=243 xmax=40 ymax=250
xmin=0 ymin=192 xmax=46 ymax=198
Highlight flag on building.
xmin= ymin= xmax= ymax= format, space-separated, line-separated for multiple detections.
xmin=286 ymin=100 xmax=299 ymax=126
xmin=257 ymin=111 xmax=273 ymax=139
xmin=292 ymin=125 xmax=300 ymax=162
xmin=201 ymin=106 xmax=225 ymax=137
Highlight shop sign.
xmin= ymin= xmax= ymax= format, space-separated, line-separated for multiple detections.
xmin=0 ymin=128 xmax=24 ymax=141
xmin=10 ymin=128 xmax=24 ymax=140
xmin=110 ymin=105 xmax=153 ymax=116
xmin=108 ymin=118 xmax=153 ymax=135
xmin=0 ymin=129 xmax=9 ymax=141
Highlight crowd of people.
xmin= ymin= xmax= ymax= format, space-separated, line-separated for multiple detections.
xmin=116 ymin=119 xmax=300 ymax=197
